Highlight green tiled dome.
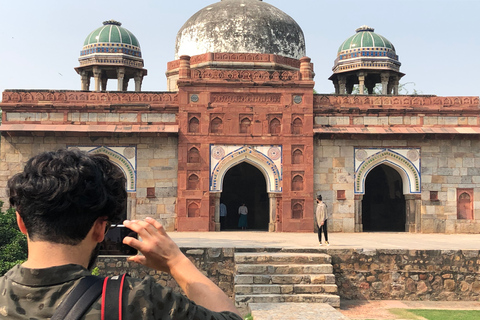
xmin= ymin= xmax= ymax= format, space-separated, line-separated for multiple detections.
xmin=84 ymin=20 xmax=139 ymax=47
xmin=80 ymin=20 xmax=142 ymax=58
xmin=338 ymin=26 xmax=394 ymax=53
xmin=332 ymin=25 xmax=401 ymax=75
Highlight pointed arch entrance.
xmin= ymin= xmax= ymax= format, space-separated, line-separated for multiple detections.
xmin=220 ymin=162 xmax=269 ymax=230
xmin=354 ymin=148 xmax=421 ymax=233
xmin=362 ymin=164 xmax=406 ymax=231
xmin=210 ymin=145 xmax=283 ymax=231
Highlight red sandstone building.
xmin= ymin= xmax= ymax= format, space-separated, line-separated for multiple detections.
xmin=1 ymin=0 xmax=479 ymax=233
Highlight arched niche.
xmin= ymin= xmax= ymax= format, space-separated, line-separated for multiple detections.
xmin=210 ymin=146 xmax=282 ymax=193
xmin=79 ymin=146 xmax=136 ymax=192
xmin=355 ymin=149 xmax=420 ymax=195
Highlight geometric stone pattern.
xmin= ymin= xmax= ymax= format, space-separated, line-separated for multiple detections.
xmin=234 ymin=252 xmax=340 ymax=312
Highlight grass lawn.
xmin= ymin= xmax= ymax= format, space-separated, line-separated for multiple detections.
xmin=388 ymin=308 xmax=480 ymax=320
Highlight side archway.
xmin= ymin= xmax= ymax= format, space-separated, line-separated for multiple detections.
xmin=76 ymin=146 xmax=136 ymax=192
xmin=355 ymin=149 xmax=420 ymax=195
xmin=354 ymin=148 xmax=421 ymax=232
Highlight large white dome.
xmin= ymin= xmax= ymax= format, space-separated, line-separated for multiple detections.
xmin=175 ymin=0 xmax=306 ymax=60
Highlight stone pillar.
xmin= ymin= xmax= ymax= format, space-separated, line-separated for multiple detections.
xmin=381 ymin=73 xmax=389 ymax=95
xmin=179 ymin=55 xmax=191 ymax=79
xmin=213 ymin=193 xmax=221 ymax=231
xmin=392 ymin=76 xmax=400 ymax=95
xmin=354 ymin=194 xmax=363 ymax=232
xmin=134 ymin=71 xmax=143 ymax=92
xmin=101 ymin=77 xmax=108 ymax=92
xmin=93 ymin=67 xmax=101 ymax=92
xmin=338 ymin=76 xmax=347 ymax=95
xmin=358 ymin=72 xmax=365 ymax=95
xmin=80 ymin=71 xmax=90 ymax=91
xmin=333 ymin=81 xmax=340 ymax=94
xmin=123 ymin=78 xmax=129 ymax=91
xmin=268 ymin=193 xmax=277 ymax=232
xmin=346 ymin=82 xmax=354 ymax=94
xmin=300 ymin=57 xmax=313 ymax=81
xmin=405 ymin=194 xmax=421 ymax=233
xmin=117 ymin=68 xmax=125 ymax=91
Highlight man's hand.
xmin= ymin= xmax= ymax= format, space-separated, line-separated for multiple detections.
xmin=123 ymin=217 xmax=187 ymax=274
xmin=123 ymin=217 xmax=241 ymax=316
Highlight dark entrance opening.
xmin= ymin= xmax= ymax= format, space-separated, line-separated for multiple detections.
xmin=220 ymin=162 xmax=269 ymax=230
xmin=362 ymin=164 xmax=406 ymax=232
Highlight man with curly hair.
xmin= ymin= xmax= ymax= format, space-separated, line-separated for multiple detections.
xmin=0 ymin=149 xmax=241 ymax=320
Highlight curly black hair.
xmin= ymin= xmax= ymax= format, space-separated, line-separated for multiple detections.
xmin=8 ymin=149 xmax=127 ymax=245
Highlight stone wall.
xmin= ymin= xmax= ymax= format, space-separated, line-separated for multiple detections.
xmin=97 ymin=248 xmax=480 ymax=302
xmin=314 ymin=138 xmax=480 ymax=233
xmin=331 ymin=248 xmax=480 ymax=301
xmin=0 ymin=134 xmax=178 ymax=230
xmin=96 ymin=247 xmax=236 ymax=298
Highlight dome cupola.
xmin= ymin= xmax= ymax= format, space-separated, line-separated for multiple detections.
xmin=175 ymin=0 xmax=306 ymax=60
xmin=75 ymin=20 xmax=147 ymax=92
xmin=329 ymin=26 xmax=404 ymax=95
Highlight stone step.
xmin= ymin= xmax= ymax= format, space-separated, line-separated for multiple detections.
xmin=235 ymin=293 xmax=341 ymax=308
xmin=235 ymin=252 xmax=331 ymax=265
xmin=235 ymin=274 xmax=336 ymax=285
xmin=236 ymin=263 xmax=333 ymax=275
xmin=249 ymin=303 xmax=350 ymax=320
xmin=235 ymin=284 xmax=338 ymax=295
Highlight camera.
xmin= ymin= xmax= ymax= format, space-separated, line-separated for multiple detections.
xmin=99 ymin=225 xmax=138 ymax=255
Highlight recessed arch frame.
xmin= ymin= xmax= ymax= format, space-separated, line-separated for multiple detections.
xmin=355 ymin=149 xmax=420 ymax=195
xmin=210 ymin=146 xmax=282 ymax=193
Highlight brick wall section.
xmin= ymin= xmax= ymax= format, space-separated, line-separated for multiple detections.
xmin=0 ymin=135 xmax=178 ymax=230
xmin=96 ymin=247 xmax=236 ymax=298
xmin=96 ymin=248 xmax=480 ymax=302
xmin=330 ymin=249 xmax=480 ymax=301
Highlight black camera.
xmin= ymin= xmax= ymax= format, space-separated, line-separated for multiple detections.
xmin=99 ymin=225 xmax=138 ymax=255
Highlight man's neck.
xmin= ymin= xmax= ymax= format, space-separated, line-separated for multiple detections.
xmin=23 ymin=240 xmax=91 ymax=269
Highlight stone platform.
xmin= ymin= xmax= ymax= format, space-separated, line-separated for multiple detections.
xmin=168 ymin=230 xmax=480 ymax=250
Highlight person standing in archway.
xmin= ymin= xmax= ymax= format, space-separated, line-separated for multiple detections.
xmin=238 ymin=203 xmax=248 ymax=230
xmin=316 ymin=195 xmax=329 ymax=246
xmin=220 ymin=202 xmax=227 ymax=230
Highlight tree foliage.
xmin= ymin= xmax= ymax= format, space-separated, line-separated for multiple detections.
xmin=0 ymin=201 xmax=27 ymax=276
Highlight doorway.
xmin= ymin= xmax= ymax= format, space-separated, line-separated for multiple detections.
xmin=220 ymin=162 xmax=269 ymax=230
xmin=362 ymin=164 xmax=406 ymax=231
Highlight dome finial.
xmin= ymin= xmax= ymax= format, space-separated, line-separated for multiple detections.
xmin=103 ymin=19 xmax=122 ymax=26
xmin=356 ymin=25 xmax=374 ymax=33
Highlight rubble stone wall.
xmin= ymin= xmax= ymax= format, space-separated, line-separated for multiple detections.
xmin=331 ymin=248 xmax=480 ymax=301
xmin=97 ymin=248 xmax=480 ymax=301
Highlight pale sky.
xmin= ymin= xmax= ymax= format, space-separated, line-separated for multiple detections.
xmin=1 ymin=0 xmax=479 ymax=98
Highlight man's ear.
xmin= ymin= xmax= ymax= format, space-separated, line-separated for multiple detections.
xmin=92 ymin=217 xmax=108 ymax=243
xmin=16 ymin=211 xmax=28 ymax=235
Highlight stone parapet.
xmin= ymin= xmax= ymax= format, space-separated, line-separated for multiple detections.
xmin=1 ymin=90 xmax=178 ymax=105
xmin=314 ymin=94 xmax=480 ymax=112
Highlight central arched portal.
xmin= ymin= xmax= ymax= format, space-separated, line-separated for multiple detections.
xmin=221 ymin=162 xmax=269 ymax=230
xmin=362 ymin=164 xmax=406 ymax=231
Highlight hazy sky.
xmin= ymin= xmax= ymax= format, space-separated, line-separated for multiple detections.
xmin=1 ymin=0 xmax=479 ymax=97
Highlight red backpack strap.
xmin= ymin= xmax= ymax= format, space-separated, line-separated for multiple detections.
xmin=101 ymin=273 xmax=128 ymax=320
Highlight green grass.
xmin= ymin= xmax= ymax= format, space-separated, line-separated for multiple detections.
xmin=409 ymin=309 xmax=480 ymax=320
xmin=387 ymin=309 xmax=480 ymax=320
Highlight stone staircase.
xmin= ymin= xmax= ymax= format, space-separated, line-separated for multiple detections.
xmin=234 ymin=251 xmax=340 ymax=311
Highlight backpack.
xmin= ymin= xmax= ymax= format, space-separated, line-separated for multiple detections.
xmin=51 ymin=273 xmax=128 ymax=320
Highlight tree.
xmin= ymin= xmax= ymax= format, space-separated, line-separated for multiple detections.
xmin=0 ymin=201 xmax=27 ymax=276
